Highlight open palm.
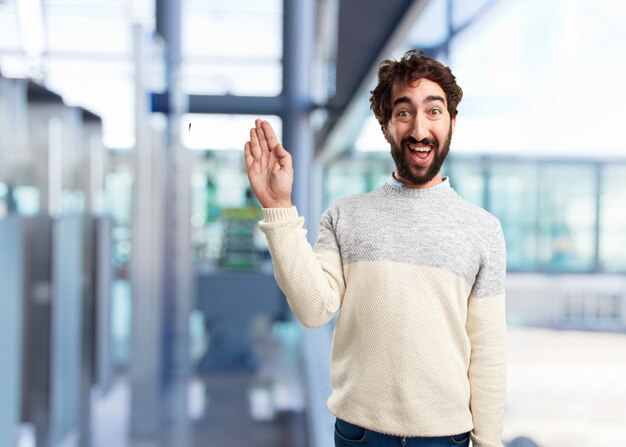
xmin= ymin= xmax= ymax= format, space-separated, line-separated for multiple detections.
xmin=244 ymin=119 xmax=293 ymax=209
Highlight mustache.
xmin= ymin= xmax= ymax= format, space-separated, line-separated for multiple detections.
xmin=401 ymin=136 xmax=438 ymax=148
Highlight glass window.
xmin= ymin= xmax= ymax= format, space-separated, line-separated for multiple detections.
xmin=186 ymin=115 xmax=282 ymax=268
xmin=196 ymin=153 xmax=240 ymax=266
xmin=324 ymin=163 xmax=366 ymax=209
xmin=12 ymin=186 xmax=40 ymax=215
xmin=182 ymin=0 xmax=282 ymax=97
xmin=446 ymin=156 xmax=485 ymax=207
xmin=105 ymin=165 xmax=133 ymax=267
xmin=8 ymin=0 xmax=155 ymax=148
xmin=488 ymin=161 xmax=539 ymax=271
xmin=323 ymin=156 xmax=391 ymax=208
xmin=537 ymin=164 xmax=597 ymax=272
xmin=599 ymin=164 xmax=626 ymax=272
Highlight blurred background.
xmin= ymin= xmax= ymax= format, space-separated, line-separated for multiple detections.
xmin=1 ymin=0 xmax=625 ymax=446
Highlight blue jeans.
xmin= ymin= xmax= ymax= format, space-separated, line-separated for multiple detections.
xmin=334 ymin=418 xmax=471 ymax=447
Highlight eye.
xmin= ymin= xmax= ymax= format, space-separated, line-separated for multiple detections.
xmin=395 ymin=109 xmax=412 ymax=121
xmin=429 ymin=108 xmax=442 ymax=115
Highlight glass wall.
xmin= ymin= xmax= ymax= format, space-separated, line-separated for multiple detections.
xmin=182 ymin=0 xmax=283 ymax=97
xmin=486 ymin=160 xmax=539 ymax=271
xmin=600 ymin=164 xmax=626 ymax=272
xmin=190 ymin=149 xmax=262 ymax=268
xmin=445 ymin=157 xmax=486 ymax=209
xmin=537 ymin=163 xmax=597 ymax=272
xmin=323 ymin=156 xmax=392 ymax=206
xmin=185 ymin=114 xmax=282 ymax=270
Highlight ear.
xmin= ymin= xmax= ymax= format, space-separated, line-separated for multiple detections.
xmin=450 ymin=114 xmax=457 ymax=135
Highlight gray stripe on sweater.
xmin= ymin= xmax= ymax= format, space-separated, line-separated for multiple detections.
xmin=314 ymin=184 xmax=506 ymax=298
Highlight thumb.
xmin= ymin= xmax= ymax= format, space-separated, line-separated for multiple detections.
xmin=275 ymin=144 xmax=292 ymax=168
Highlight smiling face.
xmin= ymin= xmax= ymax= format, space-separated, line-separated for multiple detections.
xmin=385 ymin=78 xmax=456 ymax=189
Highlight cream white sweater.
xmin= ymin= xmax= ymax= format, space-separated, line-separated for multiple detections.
xmin=259 ymin=184 xmax=507 ymax=447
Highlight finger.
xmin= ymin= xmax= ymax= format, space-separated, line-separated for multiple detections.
xmin=261 ymin=120 xmax=280 ymax=153
xmin=255 ymin=119 xmax=271 ymax=154
xmin=249 ymin=128 xmax=263 ymax=160
xmin=243 ymin=141 xmax=254 ymax=169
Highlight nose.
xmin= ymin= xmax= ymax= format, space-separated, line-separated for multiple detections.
xmin=410 ymin=113 xmax=429 ymax=141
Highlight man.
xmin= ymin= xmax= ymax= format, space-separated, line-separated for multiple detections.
xmin=244 ymin=50 xmax=507 ymax=447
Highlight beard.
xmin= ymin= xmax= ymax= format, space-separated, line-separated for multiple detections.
xmin=390 ymin=126 xmax=453 ymax=186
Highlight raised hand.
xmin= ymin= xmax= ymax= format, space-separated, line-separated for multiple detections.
xmin=244 ymin=119 xmax=294 ymax=208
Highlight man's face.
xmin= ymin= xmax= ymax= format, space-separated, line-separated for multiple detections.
xmin=384 ymin=78 xmax=456 ymax=188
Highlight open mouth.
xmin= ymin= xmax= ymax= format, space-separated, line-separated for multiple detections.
xmin=407 ymin=143 xmax=433 ymax=162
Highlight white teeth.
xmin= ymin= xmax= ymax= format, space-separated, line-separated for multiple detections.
xmin=409 ymin=145 xmax=431 ymax=152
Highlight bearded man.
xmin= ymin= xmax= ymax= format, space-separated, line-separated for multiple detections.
xmin=244 ymin=49 xmax=507 ymax=447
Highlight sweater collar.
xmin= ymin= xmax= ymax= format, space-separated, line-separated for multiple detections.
xmin=387 ymin=173 xmax=451 ymax=190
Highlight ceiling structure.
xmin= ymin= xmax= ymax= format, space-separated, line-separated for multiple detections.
xmin=0 ymin=0 xmax=432 ymax=152
xmin=7 ymin=0 xmax=626 ymax=159
xmin=0 ymin=0 xmax=505 ymax=155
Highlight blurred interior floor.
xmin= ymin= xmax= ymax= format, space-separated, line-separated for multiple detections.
xmin=91 ymin=370 xmax=308 ymax=447
xmin=89 ymin=327 xmax=626 ymax=447
xmin=192 ymin=370 xmax=308 ymax=447
xmin=504 ymin=327 xmax=626 ymax=447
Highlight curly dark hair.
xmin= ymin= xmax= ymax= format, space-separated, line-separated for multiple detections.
xmin=370 ymin=49 xmax=463 ymax=132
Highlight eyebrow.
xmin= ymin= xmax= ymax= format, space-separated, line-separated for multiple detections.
xmin=392 ymin=95 xmax=446 ymax=107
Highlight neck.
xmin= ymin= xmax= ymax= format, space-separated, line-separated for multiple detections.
xmin=393 ymin=172 xmax=444 ymax=189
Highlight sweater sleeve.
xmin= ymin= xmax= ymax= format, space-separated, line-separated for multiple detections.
xmin=258 ymin=206 xmax=345 ymax=328
xmin=466 ymin=220 xmax=507 ymax=447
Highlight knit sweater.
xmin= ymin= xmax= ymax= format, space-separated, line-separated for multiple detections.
xmin=259 ymin=183 xmax=507 ymax=447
